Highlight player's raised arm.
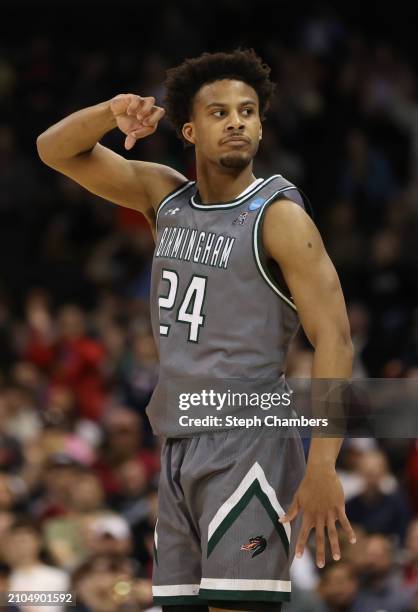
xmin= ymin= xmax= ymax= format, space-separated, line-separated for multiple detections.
xmin=36 ymin=94 xmax=187 ymax=215
xmin=262 ymin=198 xmax=356 ymax=568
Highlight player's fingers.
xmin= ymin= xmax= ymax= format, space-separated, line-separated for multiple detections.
xmin=279 ymin=497 xmax=300 ymax=523
xmin=295 ymin=517 xmax=311 ymax=559
xmin=126 ymin=95 xmax=143 ymax=116
xmin=326 ymin=515 xmax=340 ymax=561
xmin=315 ymin=518 xmax=325 ymax=568
xmin=129 ymin=123 xmax=158 ymax=141
xmin=337 ymin=507 xmax=356 ymax=544
xmin=142 ymin=106 xmax=165 ymax=127
xmin=137 ymin=96 xmax=156 ymax=120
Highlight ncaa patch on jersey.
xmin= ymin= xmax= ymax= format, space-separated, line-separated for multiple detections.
xmin=248 ymin=197 xmax=265 ymax=211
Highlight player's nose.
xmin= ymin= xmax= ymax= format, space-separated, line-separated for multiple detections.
xmin=226 ymin=111 xmax=244 ymax=130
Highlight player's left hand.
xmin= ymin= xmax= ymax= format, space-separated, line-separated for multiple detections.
xmin=279 ymin=466 xmax=356 ymax=568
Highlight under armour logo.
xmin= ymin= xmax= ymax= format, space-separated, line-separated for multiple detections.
xmin=165 ymin=207 xmax=180 ymax=215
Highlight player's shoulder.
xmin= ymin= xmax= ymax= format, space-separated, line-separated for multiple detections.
xmin=263 ymin=173 xmax=314 ymax=221
xmin=265 ymin=196 xmax=312 ymax=227
xmin=130 ymin=160 xmax=191 ymax=212
xmin=259 ymin=173 xmax=315 ymax=241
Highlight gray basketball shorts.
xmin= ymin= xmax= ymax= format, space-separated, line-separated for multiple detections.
xmin=152 ymin=427 xmax=306 ymax=607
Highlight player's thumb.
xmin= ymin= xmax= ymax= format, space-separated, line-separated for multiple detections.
xmin=124 ymin=133 xmax=137 ymax=150
xmin=279 ymin=498 xmax=300 ymax=523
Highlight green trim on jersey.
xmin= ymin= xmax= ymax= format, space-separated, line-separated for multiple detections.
xmin=207 ymin=478 xmax=289 ymax=558
xmin=199 ymin=587 xmax=291 ymax=603
xmin=189 ymin=175 xmax=282 ymax=210
xmin=252 ymin=187 xmax=299 ymax=311
xmin=153 ymin=595 xmax=206 ymax=605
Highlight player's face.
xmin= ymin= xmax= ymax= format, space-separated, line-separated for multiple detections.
xmin=182 ymin=79 xmax=262 ymax=169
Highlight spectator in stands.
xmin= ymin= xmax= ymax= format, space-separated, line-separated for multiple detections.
xmin=23 ymin=288 xmax=56 ymax=370
xmin=403 ymin=518 xmax=418 ymax=589
xmin=94 ymin=407 xmax=159 ymax=496
xmin=339 ymin=128 xmax=398 ymax=227
xmin=0 ymin=472 xmax=26 ymax=513
xmin=50 ymin=305 xmax=107 ymax=421
xmin=1 ymin=519 xmax=70 ymax=612
xmin=316 ymin=562 xmax=361 ymax=612
xmin=43 ymin=470 xmax=106 ymax=570
xmin=1 ymin=382 xmax=42 ymax=445
xmin=72 ymin=553 xmax=153 ymax=611
xmin=32 ymin=453 xmax=85 ymax=522
xmin=109 ymin=458 xmax=149 ymax=517
xmin=407 ymin=439 xmax=418 ymax=514
xmin=87 ymin=514 xmax=133 ymax=559
xmin=0 ymin=563 xmax=19 ymax=611
xmin=346 ymin=449 xmax=412 ymax=544
xmin=120 ymin=330 xmax=158 ymax=414
xmin=355 ymin=534 xmax=415 ymax=612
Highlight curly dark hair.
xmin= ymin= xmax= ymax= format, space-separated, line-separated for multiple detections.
xmin=163 ymin=48 xmax=276 ymax=142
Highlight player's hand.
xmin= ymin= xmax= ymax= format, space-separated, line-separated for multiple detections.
xmin=110 ymin=94 xmax=166 ymax=151
xmin=279 ymin=466 xmax=356 ymax=568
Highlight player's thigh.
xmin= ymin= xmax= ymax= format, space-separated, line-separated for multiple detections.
xmin=191 ymin=429 xmax=303 ymax=610
xmin=153 ymin=439 xmax=203 ymax=606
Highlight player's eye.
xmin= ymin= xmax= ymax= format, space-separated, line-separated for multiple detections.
xmin=242 ymin=108 xmax=254 ymax=116
xmin=213 ymin=110 xmax=226 ymax=118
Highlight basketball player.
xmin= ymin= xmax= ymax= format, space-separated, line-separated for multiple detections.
xmin=37 ymin=49 xmax=356 ymax=612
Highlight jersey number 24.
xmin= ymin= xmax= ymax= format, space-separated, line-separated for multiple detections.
xmin=158 ymin=269 xmax=207 ymax=342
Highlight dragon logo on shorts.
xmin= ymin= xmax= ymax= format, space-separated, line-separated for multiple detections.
xmin=240 ymin=535 xmax=267 ymax=558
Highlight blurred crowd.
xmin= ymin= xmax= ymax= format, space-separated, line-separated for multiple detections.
xmin=1 ymin=2 xmax=418 ymax=611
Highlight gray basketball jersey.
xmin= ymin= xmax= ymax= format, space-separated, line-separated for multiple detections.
xmin=146 ymin=174 xmax=311 ymax=436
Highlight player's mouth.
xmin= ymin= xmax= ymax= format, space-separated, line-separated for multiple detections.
xmin=221 ymin=135 xmax=251 ymax=145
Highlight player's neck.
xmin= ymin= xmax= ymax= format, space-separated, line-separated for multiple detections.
xmin=195 ymin=163 xmax=257 ymax=204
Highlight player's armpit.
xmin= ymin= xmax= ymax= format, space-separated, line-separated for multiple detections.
xmin=261 ymin=198 xmax=352 ymax=350
xmin=40 ymin=142 xmax=188 ymax=215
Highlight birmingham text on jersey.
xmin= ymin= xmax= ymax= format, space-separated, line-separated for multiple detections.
xmin=155 ymin=226 xmax=236 ymax=270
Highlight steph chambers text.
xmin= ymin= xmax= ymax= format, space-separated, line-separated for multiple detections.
xmin=178 ymin=415 xmax=328 ymax=428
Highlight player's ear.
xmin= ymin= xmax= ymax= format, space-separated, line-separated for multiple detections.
xmin=182 ymin=123 xmax=195 ymax=145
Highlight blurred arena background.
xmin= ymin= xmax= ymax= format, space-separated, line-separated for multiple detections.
xmin=1 ymin=1 xmax=418 ymax=610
